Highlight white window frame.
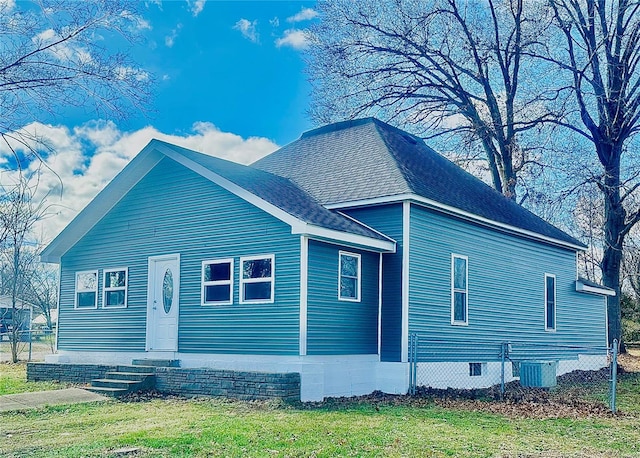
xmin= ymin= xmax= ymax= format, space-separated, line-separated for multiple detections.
xmin=201 ymin=258 xmax=234 ymax=306
xmin=75 ymin=270 xmax=98 ymax=309
xmin=102 ymin=268 xmax=128 ymax=309
xmin=338 ymin=251 xmax=361 ymax=302
xmin=545 ymin=273 xmax=557 ymax=332
xmin=239 ymin=254 xmax=275 ymax=304
xmin=451 ymin=254 xmax=469 ymax=326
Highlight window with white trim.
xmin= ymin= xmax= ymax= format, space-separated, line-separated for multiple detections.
xmin=103 ymin=268 xmax=128 ymax=308
xmin=202 ymin=259 xmax=233 ymax=305
xmin=339 ymin=251 xmax=361 ymax=301
xmin=240 ymin=255 xmax=274 ymax=303
xmin=75 ymin=270 xmax=98 ymax=309
xmin=451 ymin=254 xmax=468 ymax=325
xmin=545 ymin=274 xmax=556 ymax=331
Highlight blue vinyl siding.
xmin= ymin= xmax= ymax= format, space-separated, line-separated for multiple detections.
xmin=58 ymin=157 xmax=300 ymax=355
xmin=306 ymin=240 xmax=378 ymax=355
xmin=408 ymin=204 xmax=607 ymax=361
xmin=344 ymin=204 xmax=403 ymax=361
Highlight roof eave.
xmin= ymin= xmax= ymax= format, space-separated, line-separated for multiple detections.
xmin=325 ymin=193 xmax=587 ymax=252
xmin=40 ymin=142 xmax=165 ymax=264
xmin=292 ymin=223 xmax=396 ymax=253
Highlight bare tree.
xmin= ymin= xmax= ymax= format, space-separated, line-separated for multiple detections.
xmin=0 ymin=175 xmax=48 ymax=362
xmin=0 ymin=0 xmax=151 ymax=162
xmin=548 ymin=0 xmax=640 ymax=346
xmin=308 ymin=0 xmax=558 ymax=200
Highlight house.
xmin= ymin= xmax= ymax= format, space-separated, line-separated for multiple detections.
xmin=40 ymin=118 xmax=612 ymax=401
xmin=0 ymin=295 xmax=33 ymax=339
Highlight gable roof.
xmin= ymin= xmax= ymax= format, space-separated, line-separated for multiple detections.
xmin=253 ymin=118 xmax=585 ymax=250
xmin=41 ymin=139 xmax=395 ymax=263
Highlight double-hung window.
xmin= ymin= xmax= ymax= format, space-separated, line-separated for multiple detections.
xmin=451 ymin=254 xmax=468 ymax=325
xmin=103 ymin=268 xmax=128 ymax=308
xmin=545 ymin=274 xmax=556 ymax=331
xmin=339 ymin=251 xmax=361 ymax=301
xmin=240 ymin=255 xmax=274 ymax=303
xmin=202 ymin=259 xmax=233 ymax=305
xmin=75 ymin=270 xmax=98 ymax=309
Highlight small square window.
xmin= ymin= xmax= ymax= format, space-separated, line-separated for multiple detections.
xmin=202 ymin=259 xmax=233 ymax=305
xmin=469 ymin=362 xmax=482 ymax=377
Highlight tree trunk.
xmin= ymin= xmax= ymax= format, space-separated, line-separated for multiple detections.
xmin=600 ymin=146 xmax=626 ymax=348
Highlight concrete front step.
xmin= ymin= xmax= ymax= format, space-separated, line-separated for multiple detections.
xmin=92 ymin=378 xmax=150 ymax=390
xmin=131 ymin=359 xmax=180 ymax=367
xmin=86 ymin=386 xmax=129 ymax=398
xmin=117 ymin=365 xmax=156 ymax=374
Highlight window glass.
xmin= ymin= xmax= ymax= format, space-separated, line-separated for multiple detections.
xmin=202 ymin=259 xmax=233 ymax=305
xmin=243 ymin=258 xmax=272 ymax=279
xmin=75 ymin=271 xmax=98 ymax=309
xmin=103 ymin=269 xmax=127 ymax=308
xmin=339 ymin=252 xmax=361 ymax=301
xmin=546 ymin=275 xmax=556 ymax=330
xmin=451 ymin=255 xmax=468 ymax=324
xmin=240 ymin=255 xmax=274 ymax=303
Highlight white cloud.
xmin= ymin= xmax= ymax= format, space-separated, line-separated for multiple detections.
xmin=287 ymin=8 xmax=318 ymax=23
xmin=234 ymin=18 xmax=259 ymax=43
xmin=188 ymin=0 xmax=207 ymax=17
xmin=275 ymin=29 xmax=310 ymax=50
xmin=0 ymin=121 xmax=279 ymax=243
xmin=269 ymin=17 xmax=280 ymax=28
xmin=165 ymin=24 xmax=183 ymax=48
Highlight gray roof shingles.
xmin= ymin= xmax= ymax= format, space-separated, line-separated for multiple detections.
xmin=253 ymin=118 xmax=584 ymax=248
xmin=159 ymin=141 xmax=390 ymax=242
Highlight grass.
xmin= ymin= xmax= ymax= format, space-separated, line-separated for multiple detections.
xmin=0 ymin=362 xmax=69 ymax=395
xmin=1 ymin=365 xmax=640 ymax=457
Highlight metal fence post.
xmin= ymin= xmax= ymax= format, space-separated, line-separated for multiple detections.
xmin=500 ymin=342 xmax=506 ymax=400
xmin=408 ymin=333 xmax=417 ymax=395
xmin=611 ymin=339 xmax=618 ymax=414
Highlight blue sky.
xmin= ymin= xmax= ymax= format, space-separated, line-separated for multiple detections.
xmin=5 ymin=1 xmax=320 ymax=241
xmin=46 ymin=1 xmax=318 ymax=146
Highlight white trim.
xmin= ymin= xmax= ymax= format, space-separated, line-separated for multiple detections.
xmin=401 ymin=201 xmax=410 ymax=362
xmin=575 ymin=281 xmax=616 ymax=296
xmin=544 ymin=273 xmax=557 ymax=332
xmin=338 ymin=251 xmax=361 ymax=302
xmin=102 ymin=267 xmax=128 ymax=309
xmin=336 ymin=210 xmax=397 ymax=245
xmin=201 ymin=258 xmax=234 ymax=306
xmin=325 ymin=193 xmax=586 ymax=252
xmin=293 ymin=224 xmax=395 ymax=253
xmin=451 ymin=254 xmax=469 ymax=326
xmin=239 ymin=254 xmax=275 ymax=304
xmin=378 ymin=252 xmax=383 ymax=358
xmin=54 ymin=264 xmax=61 ymax=352
xmin=74 ymin=270 xmax=98 ymax=309
xmin=300 ymin=236 xmax=308 ymax=356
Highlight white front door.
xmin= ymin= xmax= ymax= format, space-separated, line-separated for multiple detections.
xmin=146 ymin=254 xmax=180 ymax=351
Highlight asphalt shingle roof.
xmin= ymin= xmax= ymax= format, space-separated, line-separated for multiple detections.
xmin=159 ymin=141 xmax=390 ymax=242
xmin=253 ymin=118 xmax=584 ymax=248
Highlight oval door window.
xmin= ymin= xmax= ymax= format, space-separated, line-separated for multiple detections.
xmin=162 ymin=268 xmax=173 ymax=314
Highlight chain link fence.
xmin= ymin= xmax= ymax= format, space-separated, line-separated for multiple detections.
xmin=0 ymin=329 xmax=56 ymax=362
xmin=408 ymin=334 xmax=619 ymax=412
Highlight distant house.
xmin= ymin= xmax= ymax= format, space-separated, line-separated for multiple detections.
xmin=41 ymin=118 xmax=612 ymax=401
xmin=0 ymin=295 xmax=34 ymax=338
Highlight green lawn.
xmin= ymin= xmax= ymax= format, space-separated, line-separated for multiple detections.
xmin=0 ymin=363 xmax=69 ymax=395
xmin=1 ymin=364 xmax=640 ymax=457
